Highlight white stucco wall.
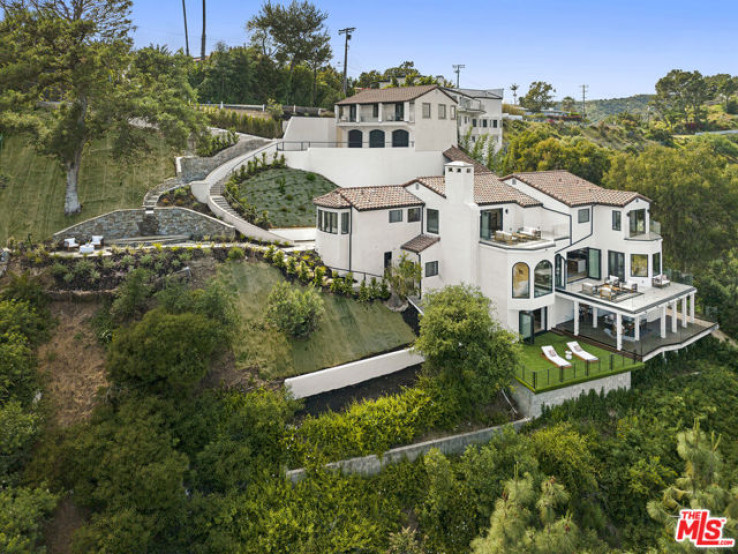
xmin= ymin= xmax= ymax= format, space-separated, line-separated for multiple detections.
xmin=283 ymin=116 xmax=337 ymax=144
xmin=284 ymin=149 xmax=445 ymax=188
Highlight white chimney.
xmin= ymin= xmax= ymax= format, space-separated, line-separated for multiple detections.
xmin=444 ymin=161 xmax=475 ymax=205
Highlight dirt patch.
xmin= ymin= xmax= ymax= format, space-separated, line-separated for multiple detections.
xmin=44 ymin=496 xmax=87 ymax=554
xmin=38 ymin=301 xmax=108 ymax=427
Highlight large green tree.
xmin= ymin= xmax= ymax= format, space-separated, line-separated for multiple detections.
xmin=653 ymin=69 xmax=710 ymax=130
xmin=246 ymin=0 xmax=331 ymax=102
xmin=0 ymin=1 xmax=203 ymax=215
xmin=519 ymin=81 xmax=556 ymax=113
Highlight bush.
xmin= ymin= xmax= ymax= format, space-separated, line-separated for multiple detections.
xmin=264 ymin=282 xmax=324 ymax=338
xmin=227 ymin=246 xmax=245 ymax=261
xmin=108 ymin=309 xmax=224 ymax=393
xmin=110 ymin=269 xmax=152 ymax=323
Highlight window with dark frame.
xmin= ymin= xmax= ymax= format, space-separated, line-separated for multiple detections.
xmin=389 ymin=209 xmax=403 ymax=223
xmin=408 ymin=207 xmax=421 ymax=222
xmin=482 ymin=119 xmax=488 ymax=127
xmin=438 ymin=104 xmax=446 ymax=119
xmin=425 ymin=261 xmax=438 ymax=277
xmin=612 ymin=210 xmax=621 ymax=231
xmin=341 ymin=212 xmax=349 ymax=234
xmin=653 ymin=252 xmax=661 ymax=276
xmin=426 ymin=209 xmax=439 ymax=234
xmin=578 ymin=208 xmax=590 ymax=223
xmin=372 ymin=104 xmax=379 ymax=118
xmin=422 ymin=103 xmax=431 ymax=118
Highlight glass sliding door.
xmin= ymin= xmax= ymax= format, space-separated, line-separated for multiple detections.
xmin=588 ymin=248 xmax=601 ymax=280
xmin=519 ymin=311 xmax=534 ymax=345
xmin=608 ymin=251 xmax=625 ymax=281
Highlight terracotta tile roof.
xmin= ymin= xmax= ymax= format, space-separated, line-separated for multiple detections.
xmin=336 ymin=85 xmax=455 ymax=105
xmin=443 ymin=146 xmax=494 ymax=175
xmin=401 ymin=234 xmax=440 ymax=254
xmin=505 ymin=170 xmax=648 ymax=207
xmin=410 ymin=173 xmax=542 ymax=207
xmin=313 ymin=185 xmax=423 ymax=211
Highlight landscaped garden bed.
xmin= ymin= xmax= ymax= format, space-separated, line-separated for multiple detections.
xmin=157 ymin=186 xmax=210 ymax=214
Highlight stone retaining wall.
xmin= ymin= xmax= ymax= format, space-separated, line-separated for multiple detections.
xmin=52 ymin=208 xmax=235 ymax=243
xmin=179 ymin=137 xmax=268 ymax=182
xmin=286 ymin=419 xmax=529 ymax=483
xmin=509 ymin=372 xmax=632 ymax=418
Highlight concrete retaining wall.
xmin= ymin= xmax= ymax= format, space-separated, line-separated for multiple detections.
xmin=509 ymin=372 xmax=632 ymax=418
xmin=52 ymin=208 xmax=235 ymax=242
xmin=284 ymin=348 xmax=424 ymax=399
xmin=286 ymin=418 xmax=529 ymax=482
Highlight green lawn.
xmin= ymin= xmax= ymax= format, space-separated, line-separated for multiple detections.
xmin=0 ymin=134 xmax=176 ymax=244
xmin=517 ymin=332 xmax=644 ymax=392
xmin=218 ymin=261 xmax=416 ymax=379
xmin=233 ymin=168 xmax=336 ymax=228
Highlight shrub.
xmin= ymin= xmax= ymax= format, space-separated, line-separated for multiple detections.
xmin=342 ymin=272 xmax=355 ymax=296
xmin=264 ymin=282 xmax=324 ymax=338
xmin=227 ymin=247 xmax=245 ymax=261
xmin=358 ymin=279 xmax=370 ymax=302
xmin=110 ymin=269 xmax=152 ymax=323
xmin=313 ymin=266 xmax=326 ymax=287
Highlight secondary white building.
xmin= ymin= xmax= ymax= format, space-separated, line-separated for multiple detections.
xmin=313 ymin=161 xmax=716 ymax=361
xmin=444 ymin=87 xmax=504 ymax=152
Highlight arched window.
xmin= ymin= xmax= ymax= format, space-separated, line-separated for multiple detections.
xmin=369 ymin=129 xmax=385 ymax=148
xmin=392 ymin=129 xmax=409 ymax=147
xmin=512 ymin=262 xmax=530 ymax=299
xmin=348 ymin=129 xmax=363 ymax=148
xmin=534 ymin=260 xmax=553 ymax=297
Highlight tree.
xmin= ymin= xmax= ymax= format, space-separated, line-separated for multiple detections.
xmin=0 ymin=2 xmax=204 ymax=215
xmin=413 ymin=285 xmax=519 ymax=406
xmin=510 ymin=83 xmax=519 ymax=105
xmin=386 ymin=253 xmax=421 ymax=306
xmin=647 ymin=420 xmax=738 ymax=551
xmin=246 ymin=1 xmax=331 ymax=101
xmin=560 ymin=96 xmax=576 ymax=113
xmin=653 ymin=69 xmax=710 ymax=130
xmin=519 ymin=81 xmax=556 ymax=113
xmin=0 ymin=486 xmax=58 ymax=552
xmin=200 ymin=0 xmax=206 ymax=60
xmin=181 ymin=0 xmax=190 ymax=56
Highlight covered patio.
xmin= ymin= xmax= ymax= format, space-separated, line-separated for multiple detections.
xmin=556 ymin=280 xmax=717 ymax=361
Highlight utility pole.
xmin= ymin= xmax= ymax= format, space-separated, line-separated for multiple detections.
xmin=339 ymin=27 xmax=355 ymax=97
xmin=181 ymin=0 xmax=190 ymax=57
xmin=580 ymin=84 xmax=589 ymax=118
xmin=452 ymin=64 xmax=465 ymax=88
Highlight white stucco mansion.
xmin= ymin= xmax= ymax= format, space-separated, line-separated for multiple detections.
xmin=313 ymin=158 xmax=716 ymax=361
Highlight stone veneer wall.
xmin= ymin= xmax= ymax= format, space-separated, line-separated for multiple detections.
xmin=510 ymin=371 xmax=632 ymax=418
xmin=52 ymin=208 xmax=235 ymax=242
xmin=179 ymin=137 xmax=268 ymax=182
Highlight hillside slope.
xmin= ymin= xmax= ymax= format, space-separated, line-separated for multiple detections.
xmin=0 ymin=134 xmax=176 ymax=244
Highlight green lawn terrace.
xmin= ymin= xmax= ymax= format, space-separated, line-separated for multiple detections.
xmin=516 ymin=332 xmax=645 ymax=393
xmin=218 ymin=261 xmax=416 ymax=380
xmin=231 ymin=168 xmax=337 ymax=228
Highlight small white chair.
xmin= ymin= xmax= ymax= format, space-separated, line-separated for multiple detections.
xmin=63 ymin=238 xmax=79 ymax=250
xmin=91 ymin=235 xmax=104 ymax=248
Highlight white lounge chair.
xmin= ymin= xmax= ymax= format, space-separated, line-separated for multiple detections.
xmin=566 ymin=341 xmax=599 ymax=362
xmin=653 ymin=274 xmax=670 ymax=288
xmin=541 ymin=345 xmax=572 ymax=368
xmin=63 ymin=238 xmax=78 ymax=251
xmin=621 ymin=280 xmax=638 ymax=293
xmin=91 ymin=235 xmax=104 ymax=248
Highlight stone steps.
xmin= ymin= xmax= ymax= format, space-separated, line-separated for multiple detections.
xmin=211 ymin=195 xmax=241 ymax=218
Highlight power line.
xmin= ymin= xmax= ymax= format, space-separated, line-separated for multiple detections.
xmin=452 ymin=64 xmax=465 ymax=88
xmin=339 ymin=27 xmax=356 ymax=97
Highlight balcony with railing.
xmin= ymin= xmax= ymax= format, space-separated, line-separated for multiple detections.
xmin=479 ymin=224 xmax=570 ymax=250
xmin=458 ymin=98 xmax=485 ymax=113
xmin=337 ymin=104 xmax=414 ymax=125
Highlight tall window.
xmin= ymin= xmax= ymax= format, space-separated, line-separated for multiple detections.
xmin=372 ymin=104 xmax=379 ymax=118
xmin=608 ymin=251 xmax=625 ymax=281
xmin=450 ymin=106 xmax=457 ymax=119
xmin=631 ymin=254 xmax=648 ymax=277
xmin=512 ymin=262 xmax=530 ymax=298
xmin=472 ymin=119 xmax=477 ymax=127
xmin=438 ymin=104 xmax=446 ymax=119
xmin=341 ymin=212 xmax=349 ymax=234
xmin=612 ymin=210 xmax=621 ymax=231
xmin=408 ymin=207 xmax=421 ymax=222
xmin=426 ymin=209 xmax=439 ymax=234
xmin=369 ymin=129 xmax=385 ymax=148
xmin=394 ymin=103 xmax=404 ymax=121
xmin=578 ymin=208 xmax=590 ymax=223
xmin=392 ymin=129 xmax=409 ymax=148
xmin=629 ymin=209 xmax=646 ymax=236
xmin=422 ymin=103 xmax=431 ymax=118
xmin=653 ymin=252 xmax=662 ymax=276
xmin=482 ymin=119 xmax=488 ymax=128
xmin=389 ymin=209 xmax=403 ymax=223
xmin=425 ymin=261 xmax=438 ymax=277
xmin=480 ymin=209 xmax=503 ymax=240
xmin=492 ymin=119 xmax=498 ymax=128
xmin=348 ymin=129 xmax=363 ymax=148
xmin=318 ymin=211 xmax=338 ymax=234
xmin=534 ymin=261 xmax=553 ymax=297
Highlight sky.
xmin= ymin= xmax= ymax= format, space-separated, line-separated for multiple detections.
xmin=131 ymin=0 xmax=738 ymax=100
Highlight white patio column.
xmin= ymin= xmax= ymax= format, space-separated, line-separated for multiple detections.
xmin=378 ymin=102 xmax=383 ymax=122
xmin=671 ymin=300 xmax=678 ymax=333
xmin=634 ymin=314 xmax=640 ymax=341
xmin=690 ymin=292 xmax=696 ymax=323
xmin=573 ymin=300 xmax=579 ymax=336
xmin=681 ymin=296 xmax=688 ymax=328
xmin=661 ymin=305 xmax=667 ymax=338
xmin=616 ymin=312 xmax=623 ymax=351
xmin=592 ymin=306 xmax=598 ymax=328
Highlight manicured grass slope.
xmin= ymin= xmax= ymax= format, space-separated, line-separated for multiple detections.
xmin=235 ymin=168 xmax=336 ymax=228
xmin=0 ymin=134 xmax=175 ymax=244
xmin=218 ymin=261 xmax=416 ymax=379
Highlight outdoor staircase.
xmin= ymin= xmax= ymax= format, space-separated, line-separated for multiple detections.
xmin=210 ymin=194 xmax=241 ymax=219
